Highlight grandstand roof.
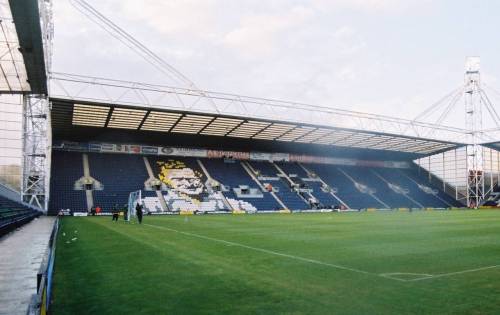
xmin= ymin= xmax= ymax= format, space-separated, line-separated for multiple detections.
xmin=481 ymin=141 xmax=500 ymax=151
xmin=0 ymin=0 xmax=47 ymax=94
xmin=50 ymin=98 xmax=463 ymax=158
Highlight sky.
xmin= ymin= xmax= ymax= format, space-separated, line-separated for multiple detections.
xmin=51 ymin=0 xmax=500 ymax=124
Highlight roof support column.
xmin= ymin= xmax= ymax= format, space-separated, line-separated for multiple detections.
xmin=22 ymin=94 xmax=50 ymax=211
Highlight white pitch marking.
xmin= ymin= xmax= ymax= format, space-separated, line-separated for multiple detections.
xmin=380 ymin=272 xmax=434 ymax=282
xmin=384 ymin=273 xmax=434 ymax=276
xmin=143 ymin=223 xmax=500 ymax=283
xmin=144 ymin=223 xmax=376 ymax=278
xmin=408 ymin=265 xmax=500 ymax=282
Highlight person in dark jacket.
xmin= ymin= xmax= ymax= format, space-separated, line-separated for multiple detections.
xmin=122 ymin=204 xmax=129 ymax=221
xmin=136 ymin=202 xmax=143 ymax=224
xmin=112 ymin=204 xmax=119 ymax=222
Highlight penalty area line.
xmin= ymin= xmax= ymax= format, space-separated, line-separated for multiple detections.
xmin=144 ymin=223 xmax=381 ymax=279
xmin=408 ymin=265 xmax=500 ymax=282
xmin=379 ymin=272 xmax=434 ymax=282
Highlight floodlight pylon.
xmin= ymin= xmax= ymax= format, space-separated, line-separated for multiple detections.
xmin=464 ymin=57 xmax=484 ymax=207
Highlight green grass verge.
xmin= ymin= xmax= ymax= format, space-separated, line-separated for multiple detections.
xmin=51 ymin=211 xmax=500 ymax=314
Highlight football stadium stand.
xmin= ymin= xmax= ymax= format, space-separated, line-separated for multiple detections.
xmin=48 ymin=149 xmax=461 ymax=214
xmin=0 ymin=184 xmax=40 ymax=236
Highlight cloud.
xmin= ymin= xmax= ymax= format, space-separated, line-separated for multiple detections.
xmin=336 ymin=66 xmax=357 ymax=81
xmin=333 ymin=26 xmax=356 ymax=39
xmin=221 ymin=6 xmax=315 ymax=57
xmin=312 ymin=0 xmax=430 ymax=13
xmin=331 ymin=26 xmax=366 ymax=55
xmin=115 ymin=0 xmax=218 ymax=37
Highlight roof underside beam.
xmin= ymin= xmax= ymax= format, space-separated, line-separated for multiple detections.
xmin=51 ymin=99 xmax=464 ymax=157
xmin=8 ymin=0 xmax=47 ymax=94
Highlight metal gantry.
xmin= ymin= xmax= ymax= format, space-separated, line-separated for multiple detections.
xmin=49 ymin=72 xmax=470 ymax=144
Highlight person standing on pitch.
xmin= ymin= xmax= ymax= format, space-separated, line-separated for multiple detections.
xmin=112 ymin=204 xmax=119 ymax=222
xmin=122 ymin=203 xmax=128 ymax=222
xmin=135 ymin=202 xmax=143 ymax=224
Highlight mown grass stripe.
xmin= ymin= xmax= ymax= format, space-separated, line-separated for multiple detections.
xmin=144 ymin=223 xmax=379 ymax=278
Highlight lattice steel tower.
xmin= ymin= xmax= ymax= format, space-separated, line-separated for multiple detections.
xmin=464 ymin=57 xmax=484 ymax=207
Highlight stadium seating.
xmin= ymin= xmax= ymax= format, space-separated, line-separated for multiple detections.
xmin=343 ymin=166 xmax=418 ymax=208
xmin=248 ymin=161 xmax=308 ymax=210
xmin=483 ymin=184 xmax=500 ymax=206
xmin=403 ymin=168 xmax=461 ymax=207
xmin=248 ymin=160 xmax=278 ymax=177
xmin=276 ymin=162 xmax=309 ymax=177
xmin=150 ymin=157 xmax=206 ymax=193
xmin=375 ymin=168 xmax=447 ymax=208
xmin=142 ymin=196 xmax=163 ymax=212
xmin=306 ymin=164 xmax=382 ymax=209
xmin=88 ymin=153 xmax=149 ymax=212
xmin=161 ymin=190 xmax=225 ymax=213
xmin=203 ymin=159 xmax=281 ymax=211
xmin=227 ymin=198 xmax=257 ymax=212
xmin=150 ymin=156 xmax=204 ymax=178
xmin=306 ymin=164 xmax=459 ymax=209
xmin=276 ymin=162 xmax=310 ymax=189
xmin=0 ymin=193 xmax=39 ymax=236
xmin=149 ymin=157 xmax=221 ymax=212
xmin=303 ymin=180 xmax=339 ymax=207
xmin=277 ymin=162 xmax=340 ymax=207
xmin=49 ymin=150 xmax=463 ymax=213
xmin=49 ymin=151 xmax=87 ymax=214
xmin=270 ymin=181 xmax=308 ymax=210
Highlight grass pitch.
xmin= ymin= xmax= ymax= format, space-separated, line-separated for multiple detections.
xmin=52 ymin=211 xmax=500 ymax=314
